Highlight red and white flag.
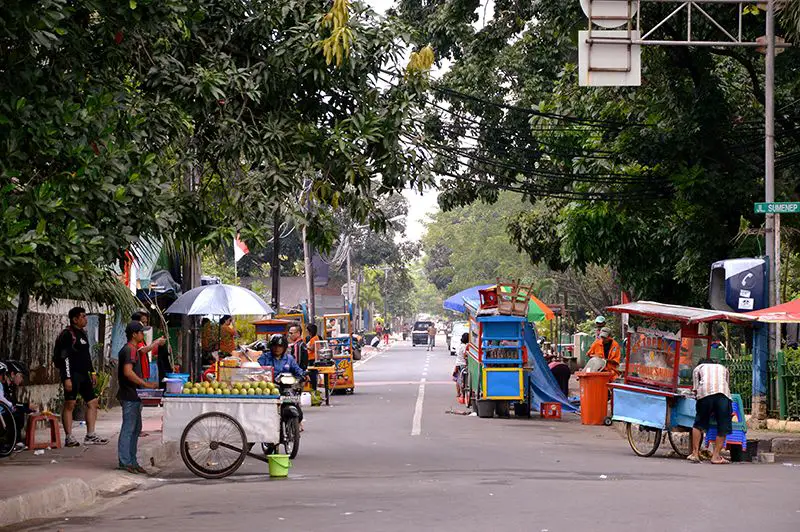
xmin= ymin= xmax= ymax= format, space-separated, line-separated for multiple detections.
xmin=234 ymin=235 xmax=249 ymax=263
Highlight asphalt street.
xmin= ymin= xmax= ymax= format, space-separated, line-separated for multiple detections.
xmin=19 ymin=336 xmax=800 ymax=532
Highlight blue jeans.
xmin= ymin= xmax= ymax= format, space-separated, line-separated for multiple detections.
xmin=118 ymin=400 xmax=143 ymax=467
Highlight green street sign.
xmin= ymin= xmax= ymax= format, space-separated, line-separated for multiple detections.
xmin=754 ymin=202 xmax=800 ymax=214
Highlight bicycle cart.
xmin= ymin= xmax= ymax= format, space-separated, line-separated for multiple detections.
xmin=163 ymin=395 xmax=292 ymax=479
xmin=605 ymin=301 xmax=755 ymax=457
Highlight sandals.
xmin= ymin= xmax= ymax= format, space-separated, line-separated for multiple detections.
xmin=710 ymin=457 xmax=730 ymax=465
xmin=687 ymin=455 xmax=701 ymax=463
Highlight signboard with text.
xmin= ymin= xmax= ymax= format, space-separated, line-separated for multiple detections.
xmin=754 ymin=202 xmax=800 ymax=214
xmin=625 ymin=327 xmax=680 ymax=390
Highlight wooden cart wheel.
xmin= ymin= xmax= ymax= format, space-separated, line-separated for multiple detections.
xmin=626 ymin=422 xmax=663 ymax=457
xmin=180 ymin=412 xmax=248 ymax=479
xmin=667 ymin=428 xmax=692 ymax=458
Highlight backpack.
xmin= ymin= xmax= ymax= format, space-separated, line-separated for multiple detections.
xmin=53 ymin=327 xmax=76 ymax=365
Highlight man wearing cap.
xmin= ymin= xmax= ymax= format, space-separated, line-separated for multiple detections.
xmin=594 ymin=316 xmax=607 ymax=339
xmin=587 ymin=326 xmax=621 ymax=379
xmin=117 ymin=321 xmax=158 ymax=474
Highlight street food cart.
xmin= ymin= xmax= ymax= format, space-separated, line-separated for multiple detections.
xmin=605 ymin=301 xmax=754 ymax=457
xmin=323 ymin=312 xmax=355 ymax=393
xmin=466 ymin=314 xmax=528 ymax=417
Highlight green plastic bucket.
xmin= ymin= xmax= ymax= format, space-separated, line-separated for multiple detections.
xmin=267 ymin=454 xmax=291 ymax=478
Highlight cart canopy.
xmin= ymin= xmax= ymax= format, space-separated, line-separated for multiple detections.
xmin=606 ymin=301 xmax=755 ymax=325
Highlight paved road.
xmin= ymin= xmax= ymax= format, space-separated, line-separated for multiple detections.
xmin=20 ymin=336 xmax=800 ymax=531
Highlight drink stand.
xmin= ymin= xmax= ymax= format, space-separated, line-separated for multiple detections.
xmin=605 ymin=301 xmax=755 ymax=457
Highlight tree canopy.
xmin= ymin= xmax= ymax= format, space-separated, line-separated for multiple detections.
xmin=395 ymin=1 xmax=800 ymax=305
xmin=0 ymin=0 xmax=432 ymax=313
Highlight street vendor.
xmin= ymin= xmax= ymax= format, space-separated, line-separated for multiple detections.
xmin=587 ymin=327 xmax=621 ymax=378
xmin=257 ymin=334 xmax=307 ymax=379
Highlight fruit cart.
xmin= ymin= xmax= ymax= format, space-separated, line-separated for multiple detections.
xmin=323 ymin=312 xmax=355 ymax=394
xmin=162 ymin=369 xmax=295 ymax=479
xmin=605 ymin=301 xmax=754 ymax=457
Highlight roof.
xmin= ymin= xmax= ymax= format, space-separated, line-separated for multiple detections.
xmin=606 ymin=301 xmax=756 ymax=325
xmin=744 ymin=298 xmax=800 ymax=323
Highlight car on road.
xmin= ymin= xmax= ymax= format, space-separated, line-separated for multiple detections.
xmin=411 ymin=320 xmax=434 ymax=347
xmin=449 ymin=322 xmax=469 ymax=356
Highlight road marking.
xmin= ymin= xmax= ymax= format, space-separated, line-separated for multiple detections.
xmin=411 ymin=378 xmax=426 ymax=436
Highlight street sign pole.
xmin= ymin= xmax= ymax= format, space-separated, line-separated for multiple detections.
xmin=761 ymin=0 xmax=777 ymax=420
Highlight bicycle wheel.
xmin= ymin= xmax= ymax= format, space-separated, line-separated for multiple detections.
xmin=282 ymin=417 xmax=300 ymax=459
xmin=0 ymin=404 xmax=17 ymax=458
xmin=626 ymin=422 xmax=663 ymax=457
xmin=180 ymin=412 xmax=247 ymax=479
xmin=667 ymin=428 xmax=692 ymax=458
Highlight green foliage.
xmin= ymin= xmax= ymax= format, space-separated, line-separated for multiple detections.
xmin=397 ymin=1 xmax=800 ymax=306
xmin=1 ymin=0 xmax=432 ymax=312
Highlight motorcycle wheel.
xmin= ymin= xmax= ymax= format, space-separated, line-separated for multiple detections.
xmin=282 ymin=417 xmax=301 ymax=459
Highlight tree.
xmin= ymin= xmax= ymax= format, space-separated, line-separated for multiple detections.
xmin=1 ymin=0 xmax=434 ymax=355
xmin=396 ymin=1 xmax=800 ymax=305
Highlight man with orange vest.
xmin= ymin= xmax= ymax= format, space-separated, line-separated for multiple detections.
xmin=587 ymin=327 xmax=621 ymax=379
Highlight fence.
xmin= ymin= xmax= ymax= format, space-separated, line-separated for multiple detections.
xmin=777 ymin=351 xmax=800 ymax=421
xmin=722 ymin=354 xmax=800 ymax=420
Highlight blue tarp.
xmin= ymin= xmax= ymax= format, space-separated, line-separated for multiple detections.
xmin=523 ymin=322 xmax=578 ymax=413
xmin=443 ymin=284 xmax=493 ymax=313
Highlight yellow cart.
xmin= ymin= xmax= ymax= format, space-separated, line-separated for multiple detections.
xmin=323 ymin=313 xmax=355 ymax=394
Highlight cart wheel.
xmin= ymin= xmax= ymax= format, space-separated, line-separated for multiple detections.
xmin=346 ymin=388 xmax=354 ymax=395
xmin=0 ymin=403 xmax=17 ymax=458
xmin=282 ymin=417 xmax=301 ymax=459
xmin=667 ymin=429 xmax=692 ymax=458
xmin=180 ymin=412 xmax=248 ymax=479
xmin=603 ymin=416 xmax=613 ymax=427
xmin=626 ymin=422 xmax=663 ymax=457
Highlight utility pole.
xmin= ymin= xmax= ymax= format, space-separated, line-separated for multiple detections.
xmin=346 ymin=239 xmax=353 ymax=322
xmin=271 ymin=210 xmax=281 ymax=313
xmin=759 ymin=0 xmax=778 ymax=419
xmin=303 ymin=225 xmax=316 ymax=324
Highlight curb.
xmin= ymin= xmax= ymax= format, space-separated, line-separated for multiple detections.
xmin=0 ymin=440 xmax=178 ymax=528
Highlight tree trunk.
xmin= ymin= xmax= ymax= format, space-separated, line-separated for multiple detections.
xmin=11 ymin=287 xmax=30 ymax=359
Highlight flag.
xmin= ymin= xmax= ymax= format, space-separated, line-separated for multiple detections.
xmin=234 ymin=235 xmax=249 ymax=263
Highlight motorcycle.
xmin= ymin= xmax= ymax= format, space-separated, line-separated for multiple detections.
xmin=263 ymin=372 xmax=303 ymax=459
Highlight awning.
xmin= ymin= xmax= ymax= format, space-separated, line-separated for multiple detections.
xmin=744 ymin=299 xmax=800 ymax=323
xmin=606 ymin=301 xmax=756 ymax=325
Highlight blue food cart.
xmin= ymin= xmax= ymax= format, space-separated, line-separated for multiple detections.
xmin=605 ymin=302 xmax=754 ymax=457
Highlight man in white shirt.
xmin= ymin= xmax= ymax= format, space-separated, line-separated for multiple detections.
xmin=688 ymin=359 xmax=732 ymax=464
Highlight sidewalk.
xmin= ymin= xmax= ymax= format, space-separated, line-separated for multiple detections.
xmin=0 ymin=406 xmax=176 ymax=527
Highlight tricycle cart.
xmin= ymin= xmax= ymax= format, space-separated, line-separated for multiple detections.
xmin=605 ymin=301 xmax=754 ymax=457
xmin=163 ymin=395 xmax=286 ymax=479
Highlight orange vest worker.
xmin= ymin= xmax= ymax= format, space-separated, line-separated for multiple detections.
xmin=587 ymin=330 xmax=621 ymax=378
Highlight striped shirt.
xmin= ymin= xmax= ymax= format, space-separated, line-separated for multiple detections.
xmin=692 ymin=362 xmax=731 ymax=400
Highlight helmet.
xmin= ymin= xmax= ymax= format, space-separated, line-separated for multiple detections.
xmin=594 ymin=316 xmax=606 ymax=325
xmin=0 ymin=361 xmax=7 ymax=375
xmin=269 ymin=334 xmax=289 ymax=350
xmin=5 ymin=360 xmax=28 ymax=375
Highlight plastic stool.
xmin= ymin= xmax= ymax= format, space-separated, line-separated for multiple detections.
xmin=25 ymin=413 xmax=62 ymax=450
xmin=540 ymin=402 xmax=562 ymax=419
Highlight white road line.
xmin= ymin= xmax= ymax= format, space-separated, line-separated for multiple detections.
xmin=411 ymin=378 xmax=426 ymax=436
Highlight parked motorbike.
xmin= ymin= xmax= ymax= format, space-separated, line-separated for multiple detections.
xmin=262 ymin=372 xmax=302 ymax=459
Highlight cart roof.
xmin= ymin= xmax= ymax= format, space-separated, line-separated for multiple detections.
xmin=606 ymin=301 xmax=756 ymax=325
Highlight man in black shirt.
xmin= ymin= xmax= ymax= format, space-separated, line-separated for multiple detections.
xmin=117 ymin=321 xmax=157 ymax=474
xmin=55 ymin=307 xmax=108 ymax=447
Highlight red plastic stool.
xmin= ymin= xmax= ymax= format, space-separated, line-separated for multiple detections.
xmin=540 ymin=402 xmax=562 ymax=420
xmin=25 ymin=413 xmax=62 ymax=450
